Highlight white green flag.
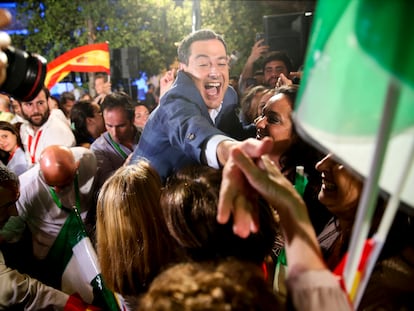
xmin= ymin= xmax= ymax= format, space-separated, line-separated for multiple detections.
xmin=295 ymin=0 xmax=414 ymax=305
xmin=46 ymin=206 xmax=122 ymax=310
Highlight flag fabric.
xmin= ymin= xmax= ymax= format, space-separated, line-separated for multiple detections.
xmin=295 ymin=0 xmax=414 ymax=305
xmin=45 ymin=42 xmax=110 ymax=89
xmin=46 ymin=206 xmax=123 ymax=310
xmin=333 ymin=238 xmax=376 ymax=299
xmin=296 ymin=0 xmax=414 ymax=208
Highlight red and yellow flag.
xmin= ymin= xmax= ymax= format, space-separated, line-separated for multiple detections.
xmin=45 ymin=42 xmax=110 ymax=89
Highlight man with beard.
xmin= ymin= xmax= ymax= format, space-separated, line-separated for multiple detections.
xmin=19 ymin=86 xmax=75 ymax=166
xmin=130 ymin=29 xmax=252 ymax=182
xmin=238 ymin=40 xmax=295 ymax=95
xmin=262 ymin=51 xmax=294 ymax=89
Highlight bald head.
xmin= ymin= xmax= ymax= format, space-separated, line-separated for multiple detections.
xmin=39 ymin=145 xmax=79 ymax=190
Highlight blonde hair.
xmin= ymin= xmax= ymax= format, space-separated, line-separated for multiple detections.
xmin=96 ymin=161 xmax=176 ymax=295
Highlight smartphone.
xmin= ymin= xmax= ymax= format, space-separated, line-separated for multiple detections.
xmin=255 ymin=32 xmax=265 ymax=46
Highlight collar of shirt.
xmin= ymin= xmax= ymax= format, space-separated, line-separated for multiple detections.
xmin=208 ymin=103 xmax=222 ymax=124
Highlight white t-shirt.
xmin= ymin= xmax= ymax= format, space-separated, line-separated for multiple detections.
xmin=13 ymin=147 xmax=97 ymax=259
xmin=20 ymin=111 xmax=75 ymax=166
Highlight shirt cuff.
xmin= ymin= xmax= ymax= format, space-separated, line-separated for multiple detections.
xmin=205 ymin=135 xmax=235 ymax=168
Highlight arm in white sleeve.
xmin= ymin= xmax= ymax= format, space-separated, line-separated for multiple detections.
xmin=204 ymin=135 xmax=236 ymax=169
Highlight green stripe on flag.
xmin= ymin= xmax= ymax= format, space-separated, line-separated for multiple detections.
xmin=295 ymin=0 xmax=414 ymax=208
xmin=91 ymin=274 xmax=123 ymax=310
xmin=47 ymin=208 xmax=86 ymax=272
xmin=356 ymin=0 xmax=414 ymax=89
xmin=297 ymin=1 xmax=414 ymax=137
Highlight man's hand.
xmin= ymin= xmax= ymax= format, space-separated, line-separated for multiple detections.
xmin=217 ymin=137 xmax=274 ymax=238
xmin=247 ymin=39 xmax=269 ymax=64
xmin=275 ymin=73 xmax=292 ymax=88
xmin=160 ymin=69 xmax=176 ymax=99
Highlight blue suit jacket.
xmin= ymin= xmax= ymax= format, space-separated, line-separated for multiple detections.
xmin=130 ymin=71 xmax=253 ymax=182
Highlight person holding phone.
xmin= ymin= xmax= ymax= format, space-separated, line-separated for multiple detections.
xmin=238 ymin=34 xmax=270 ymax=95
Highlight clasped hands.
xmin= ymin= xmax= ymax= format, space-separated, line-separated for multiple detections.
xmin=217 ymin=137 xmax=306 ymax=238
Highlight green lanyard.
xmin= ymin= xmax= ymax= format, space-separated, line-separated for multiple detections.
xmin=108 ymin=133 xmax=128 ymax=159
xmin=49 ymin=174 xmax=81 ymax=213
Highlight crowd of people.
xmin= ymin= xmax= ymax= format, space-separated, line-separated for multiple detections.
xmin=0 ymin=8 xmax=413 ymax=311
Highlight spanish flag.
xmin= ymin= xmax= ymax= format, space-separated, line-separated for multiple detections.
xmin=45 ymin=42 xmax=110 ymax=89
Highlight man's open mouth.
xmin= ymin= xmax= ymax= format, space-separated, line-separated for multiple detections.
xmin=205 ymin=82 xmax=221 ymax=96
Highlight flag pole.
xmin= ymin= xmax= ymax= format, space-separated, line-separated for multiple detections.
xmin=343 ymin=77 xmax=401 ymax=299
xmin=353 ymin=135 xmax=414 ymax=308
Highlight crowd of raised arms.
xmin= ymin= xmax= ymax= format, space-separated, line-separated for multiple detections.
xmin=0 ymin=8 xmax=413 ymax=311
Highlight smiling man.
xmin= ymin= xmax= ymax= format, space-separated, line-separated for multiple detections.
xmin=131 ymin=29 xmax=252 ymax=182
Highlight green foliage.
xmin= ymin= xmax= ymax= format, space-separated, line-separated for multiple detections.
xmin=11 ymin=0 xmax=314 ymax=77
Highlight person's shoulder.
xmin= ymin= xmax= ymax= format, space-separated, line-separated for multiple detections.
xmin=164 ymin=71 xmax=200 ymax=101
xmin=50 ymin=109 xmax=69 ymax=124
xmin=90 ymin=133 xmax=108 ymax=150
xmin=223 ymin=86 xmax=238 ymax=104
xmin=19 ymin=121 xmax=30 ymax=134
xmin=18 ymin=164 xmax=40 ymax=186
xmin=71 ymin=146 xmax=96 ymax=165
xmin=46 ymin=113 xmax=72 ymax=132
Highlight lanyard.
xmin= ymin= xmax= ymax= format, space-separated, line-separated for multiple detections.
xmin=28 ymin=130 xmax=43 ymax=164
xmin=49 ymin=174 xmax=80 ymax=213
xmin=108 ymin=133 xmax=128 ymax=159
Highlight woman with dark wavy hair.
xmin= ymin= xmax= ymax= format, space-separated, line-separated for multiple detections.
xmin=255 ymin=84 xmax=331 ymax=235
xmin=161 ymin=164 xmax=278 ymax=267
xmin=0 ymin=121 xmax=28 ymax=175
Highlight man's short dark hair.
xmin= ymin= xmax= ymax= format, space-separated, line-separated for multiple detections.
xmin=262 ymin=51 xmax=294 ymax=73
xmin=95 ymin=72 xmax=109 ymax=83
xmin=177 ymin=29 xmax=227 ymax=65
xmin=101 ymin=91 xmax=135 ymax=121
xmin=59 ymin=91 xmax=75 ymax=104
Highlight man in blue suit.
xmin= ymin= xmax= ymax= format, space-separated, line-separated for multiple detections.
xmin=131 ymin=29 xmax=254 ymax=181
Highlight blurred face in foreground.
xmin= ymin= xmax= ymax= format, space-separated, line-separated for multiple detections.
xmin=182 ymin=39 xmax=229 ymax=110
xmin=316 ymin=154 xmax=363 ymax=215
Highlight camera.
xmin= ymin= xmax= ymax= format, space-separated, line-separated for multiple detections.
xmin=0 ymin=46 xmax=47 ymax=102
